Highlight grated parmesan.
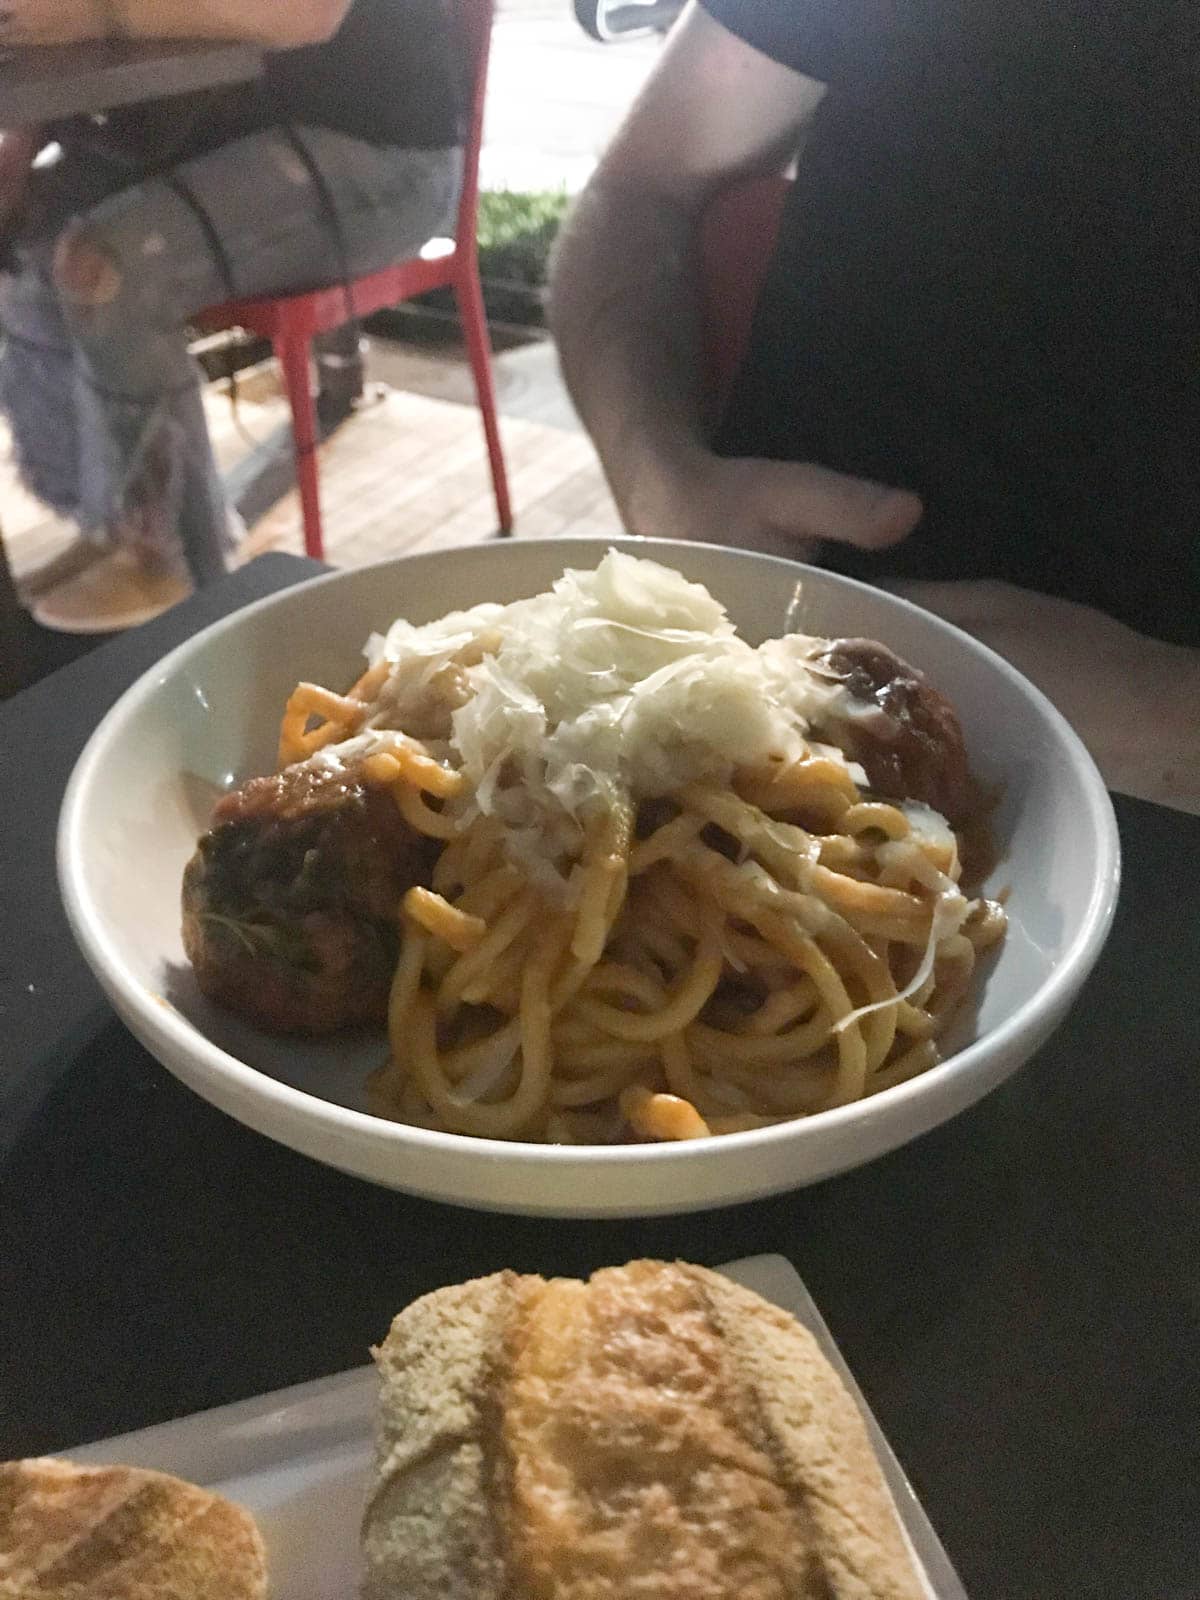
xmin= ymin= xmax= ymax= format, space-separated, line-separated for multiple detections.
xmin=353 ymin=552 xmax=863 ymax=843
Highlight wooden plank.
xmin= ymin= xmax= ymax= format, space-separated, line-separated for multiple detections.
xmin=0 ymin=382 xmax=619 ymax=588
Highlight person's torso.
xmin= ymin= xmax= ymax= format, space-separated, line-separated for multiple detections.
xmin=718 ymin=0 xmax=1200 ymax=643
xmin=57 ymin=0 xmax=464 ymax=170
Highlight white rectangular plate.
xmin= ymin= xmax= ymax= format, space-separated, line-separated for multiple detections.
xmin=66 ymin=1255 xmax=965 ymax=1598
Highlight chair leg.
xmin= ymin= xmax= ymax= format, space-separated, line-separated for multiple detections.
xmin=275 ymin=333 xmax=324 ymax=560
xmin=453 ymin=263 xmax=513 ymax=536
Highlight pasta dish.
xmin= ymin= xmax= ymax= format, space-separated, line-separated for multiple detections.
xmin=183 ymin=553 xmax=1005 ymax=1144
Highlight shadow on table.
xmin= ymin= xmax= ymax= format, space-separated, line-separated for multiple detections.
xmin=3 ymin=794 xmax=1200 ymax=1600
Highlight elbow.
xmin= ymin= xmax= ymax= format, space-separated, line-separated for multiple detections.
xmin=547 ymin=177 xmax=633 ymax=331
xmin=546 ymin=192 xmax=588 ymax=333
xmin=548 ymin=172 xmax=693 ymax=340
xmin=266 ymin=0 xmax=351 ymax=46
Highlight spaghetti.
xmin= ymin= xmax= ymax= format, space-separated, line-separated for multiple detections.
xmin=270 ymin=553 xmax=1006 ymax=1144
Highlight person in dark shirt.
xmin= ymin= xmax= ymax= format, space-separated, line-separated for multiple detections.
xmin=551 ymin=0 xmax=1199 ymax=651
xmin=0 ymin=0 xmax=463 ymax=627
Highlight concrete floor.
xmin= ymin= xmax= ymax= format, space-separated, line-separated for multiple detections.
xmin=368 ymin=1 xmax=663 ymax=426
xmin=484 ymin=0 xmax=660 ymax=191
xmin=371 ymin=0 xmax=662 ymax=422
xmin=366 ymin=333 xmax=581 ymax=431
xmin=362 ymin=0 xmax=662 ymax=434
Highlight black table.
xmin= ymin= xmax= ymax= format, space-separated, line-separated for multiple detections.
xmin=2 ymin=555 xmax=1198 ymax=1600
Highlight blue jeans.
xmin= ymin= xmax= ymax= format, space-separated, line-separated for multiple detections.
xmin=0 ymin=127 xmax=461 ymax=582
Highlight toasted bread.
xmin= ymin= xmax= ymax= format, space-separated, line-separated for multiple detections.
xmin=364 ymin=1260 xmax=924 ymax=1599
xmin=0 ymin=1456 xmax=267 ymax=1598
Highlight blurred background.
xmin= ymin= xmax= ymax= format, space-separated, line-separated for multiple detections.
xmin=1 ymin=0 xmax=664 ymax=600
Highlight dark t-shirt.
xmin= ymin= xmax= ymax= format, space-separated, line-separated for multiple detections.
xmin=59 ymin=0 xmax=463 ymax=168
xmin=703 ymin=0 xmax=1200 ymax=644
xmin=261 ymin=0 xmax=463 ymax=148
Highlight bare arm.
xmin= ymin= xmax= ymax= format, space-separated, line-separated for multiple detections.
xmin=550 ymin=2 xmax=921 ymax=556
xmin=0 ymin=0 xmax=351 ymax=49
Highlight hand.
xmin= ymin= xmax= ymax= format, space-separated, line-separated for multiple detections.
xmin=0 ymin=0 xmax=352 ymax=48
xmin=890 ymin=579 xmax=1200 ymax=813
xmin=626 ymin=449 xmax=923 ymax=563
xmin=0 ymin=0 xmax=109 ymax=46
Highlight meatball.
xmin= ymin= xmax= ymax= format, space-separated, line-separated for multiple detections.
xmin=182 ymin=756 xmax=435 ymax=1035
xmin=813 ymin=638 xmax=981 ymax=826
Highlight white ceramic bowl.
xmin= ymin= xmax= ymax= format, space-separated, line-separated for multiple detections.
xmin=59 ymin=538 xmax=1119 ymax=1217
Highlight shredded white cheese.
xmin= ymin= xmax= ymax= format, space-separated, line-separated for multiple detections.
xmin=356 ymin=552 xmax=859 ymax=837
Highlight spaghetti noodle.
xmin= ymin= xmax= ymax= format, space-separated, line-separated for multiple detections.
xmin=269 ymin=553 xmax=1005 ymax=1144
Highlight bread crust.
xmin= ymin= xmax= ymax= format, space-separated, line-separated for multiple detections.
xmin=363 ymin=1268 xmax=532 ymax=1600
xmin=0 ymin=1456 xmax=267 ymax=1598
xmin=685 ymin=1264 xmax=924 ymax=1599
xmin=363 ymin=1261 xmax=925 ymax=1600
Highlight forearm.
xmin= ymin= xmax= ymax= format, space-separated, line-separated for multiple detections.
xmin=549 ymin=2 xmax=822 ymax=539
xmin=548 ymin=5 xmax=916 ymax=554
xmin=0 ymin=0 xmax=349 ymax=49
xmin=550 ymin=176 xmax=711 ymax=537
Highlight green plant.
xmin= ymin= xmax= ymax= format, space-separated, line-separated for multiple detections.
xmin=475 ymin=188 xmax=571 ymax=290
xmin=364 ymin=187 xmax=574 ymax=337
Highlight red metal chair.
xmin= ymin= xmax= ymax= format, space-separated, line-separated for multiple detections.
xmin=699 ymin=172 xmax=790 ymax=420
xmin=200 ymin=0 xmax=512 ymax=558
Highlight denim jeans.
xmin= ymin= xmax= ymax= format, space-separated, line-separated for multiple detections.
xmin=0 ymin=127 xmax=461 ymax=582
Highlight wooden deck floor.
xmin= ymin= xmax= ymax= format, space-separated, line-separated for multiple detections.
xmin=1 ymin=344 xmax=624 ymax=588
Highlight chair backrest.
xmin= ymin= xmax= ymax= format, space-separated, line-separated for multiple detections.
xmin=450 ymin=0 xmax=497 ymax=252
xmin=699 ymin=173 xmax=791 ymax=421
